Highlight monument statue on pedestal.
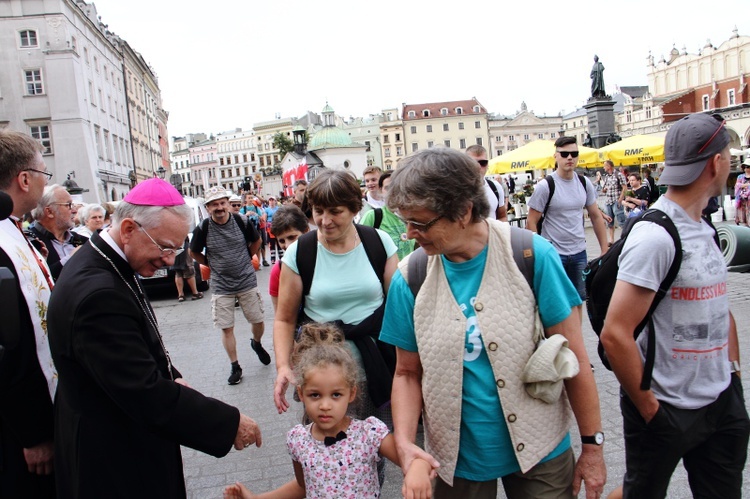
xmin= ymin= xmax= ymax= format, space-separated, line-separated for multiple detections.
xmin=590 ymin=55 xmax=606 ymax=99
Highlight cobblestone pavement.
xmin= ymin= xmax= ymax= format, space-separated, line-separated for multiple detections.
xmin=152 ymin=225 xmax=750 ymax=498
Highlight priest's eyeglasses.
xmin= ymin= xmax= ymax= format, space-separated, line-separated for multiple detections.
xmin=134 ymin=220 xmax=184 ymax=257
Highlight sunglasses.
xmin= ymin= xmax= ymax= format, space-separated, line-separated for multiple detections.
xmin=476 ymin=159 xmax=489 ymax=167
xmin=697 ymin=114 xmax=726 ymax=155
xmin=231 ymin=203 xmax=242 ymax=208
xmin=557 ymin=151 xmax=580 ymax=158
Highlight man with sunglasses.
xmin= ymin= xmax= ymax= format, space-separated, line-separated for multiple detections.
xmin=47 ymin=179 xmax=263 ymax=497
xmin=466 ymin=145 xmax=508 ymax=221
xmin=528 ymin=137 xmax=608 ymax=311
xmin=601 ymin=113 xmax=748 ymax=498
xmin=28 ymin=184 xmax=88 ymax=280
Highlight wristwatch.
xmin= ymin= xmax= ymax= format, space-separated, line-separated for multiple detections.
xmin=730 ymin=360 xmax=741 ymax=373
xmin=581 ymin=432 xmax=605 ymax=445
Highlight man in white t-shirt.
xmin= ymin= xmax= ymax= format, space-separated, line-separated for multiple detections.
xmin=601 ymin=113 xmax=748 ymax=499
xmin=363 ymin=166 xmax=385 ymax=209
xmin=526 ymin=136 xmax=608 ymax=315
xmin=465 ymin=145 xmax=507 ymax=221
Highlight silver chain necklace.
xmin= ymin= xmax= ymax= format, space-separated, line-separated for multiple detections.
xmin=90 ymin=240 xmax=174 ymax=380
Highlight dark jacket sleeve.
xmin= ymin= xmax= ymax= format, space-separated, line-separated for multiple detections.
xmin=70 ymin=287 xmax=239 ymax=456
xmin=0 ymin=250 xmax=54 ymax=448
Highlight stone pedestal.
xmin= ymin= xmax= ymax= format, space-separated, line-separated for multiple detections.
xmin=584 ymin=98 xmax=616 ymax=148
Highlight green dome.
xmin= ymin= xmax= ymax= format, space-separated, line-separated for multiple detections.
xmin=308 ymin=126 xmax=353 ymax=149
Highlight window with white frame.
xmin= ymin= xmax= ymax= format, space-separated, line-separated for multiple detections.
xmin=19 ymin=30 xmax=38 ymax=48
xmin=410 ymin=126 xmax=417 ymax=133
xmin=408 ymin=111 xmax=416 ymax=118
xmin=24 ymin=69 xmax=43 ymax=95
xmin=728 ymin=89 xmax=736 ymax=106
xmin=422 ymin=109 xmax=430 ymax=117
xmin=456 ymin=107 xmax=463 ymax=115
xmin=396 ymin=146 xmax=402 ymax=156
xmin=458 ymin=122 xmax=464 ymax=130
xmin=508 ymin=135 xmax=515 ymax=141
xmin=473 ymin=105 xmax=480 ymax=112
xmin=538 ymin=133 xmax=544 ymax=139
xmin=523 ymin=134 xmax=530 ymax=140
xmin=443 ymin=123 xmax=449 ymax=132
xmin=440 ymin=108 xmax=448 ymax=116
xmin=383 ymin=134 xmax=390 ymax=143
xmin=702 ymin=95 xmax=709 ymax=111
xmin=427 ymin=141 xmax=434 ymax=148
xmin=476 ymin=138 xmax=483 ymax=146
xmin=411 ymin=143 xmax=418 ymax=153
xmin=474 ymin=121 xmax=481 ymax=129
xmin=384 ymin=147 xmax=391 ymax=158
xmin=645 ymin=106 xmax=652 ymax=119
xmin=550 ymin=132 xmax=556 ymax=138
xmin=495 ymin=136 xmax=502 ymax=142
xmin=29 ymin=124 xmax=52 ymax=154
xmin=626 ymin=110 xmax=632 ymax=123
xmin=460 ymin=138 xmax=466 ymax=149
xmin=395 ymin=133 xmax=401 ymax=141
xmin=426 ymin=125 xmax=433 ymax=133
xmin=444 ymin=140 xmax=451 ymax=147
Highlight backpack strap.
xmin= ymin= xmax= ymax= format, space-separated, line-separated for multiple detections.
xmin=538 ymin=177 xmax=556 ymax=234
xmin=509 ymin=226 xmax=534 ymax=290
xmin=297 ymin=225 xmax=387 ymax=297
xmin=297 ymin=230 xmax=318 ymax=297
xmin=406 ymin=247 xmax=428 ymax=297
xmin=373 ymin=208 xmax=383 ymax=230
xmin=485 ymin=178 xmax=500 ymax=202
xmin=407 ymin=225 xmax=534 ymax=297
xmin=354 ymin=224 xmax=387 ymax=292
xmin=630 ymin=209 xmax=682 ymax=390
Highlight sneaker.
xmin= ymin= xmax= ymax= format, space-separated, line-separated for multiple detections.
xmin=262 ymin=260 xmax=270 ymax=267
xmin=227 ymin=364 xmax=243 ymax=385
xmin=251 ymin=339 xmax=271 ymax=365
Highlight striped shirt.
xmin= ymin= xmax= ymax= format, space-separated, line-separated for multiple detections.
xmin=204 ymin=216 xmax=257 ymax=295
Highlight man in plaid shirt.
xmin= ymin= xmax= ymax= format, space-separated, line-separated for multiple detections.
xmin=601 ymin=160 xmax=628 ymax=245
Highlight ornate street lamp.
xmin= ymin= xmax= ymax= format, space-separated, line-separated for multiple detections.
xmin=156 ymin=166 xmax=167 ymax=179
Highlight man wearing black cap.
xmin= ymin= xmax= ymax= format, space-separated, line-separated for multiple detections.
xmin=601 ymin=113 xmax=748 ymax=498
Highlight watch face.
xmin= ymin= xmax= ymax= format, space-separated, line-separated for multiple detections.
xmin=595 ymin=432 xmax=605 ymax=445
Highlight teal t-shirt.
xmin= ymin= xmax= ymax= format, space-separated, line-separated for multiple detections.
xmin=380 ymin=235 xmax=580 ymax=480
xmin=283 ymin=229 xmax=397 ymax=325
xmin=360 ymin=207 xmax=416 ymax=260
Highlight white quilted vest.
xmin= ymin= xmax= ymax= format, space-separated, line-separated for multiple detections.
xmin=399 ymin=220 xmax=573 ymax=484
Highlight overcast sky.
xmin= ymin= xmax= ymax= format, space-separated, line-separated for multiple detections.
xmin=90 ymin=0 xmax=747 ymax=139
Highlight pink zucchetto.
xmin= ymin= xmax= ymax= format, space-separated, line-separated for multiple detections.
xmin=123 ymin=178 xmax=185 ymax=206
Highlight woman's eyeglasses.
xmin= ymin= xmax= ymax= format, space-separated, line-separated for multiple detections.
xmin=396 ymin=214 xmax=443 ymax=233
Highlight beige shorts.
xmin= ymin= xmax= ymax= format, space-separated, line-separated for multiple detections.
xmin=211 ymin=287 xmax=265 ymax=329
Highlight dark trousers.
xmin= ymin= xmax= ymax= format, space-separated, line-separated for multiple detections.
xmin=621 ymin=374 xmax=749 ymax=499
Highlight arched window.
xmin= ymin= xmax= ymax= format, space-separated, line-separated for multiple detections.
xmin=455 ymin=107 xmax=463 ymax=115
xmin=422 ymin=109 xmax=430 ymax=117
xmin=19 ymin=30 xmax=38 ymax=48
xmin=440 ymin=108 xmax=448 ymax=116
xmin=408 ymin=110 xmax=416 ymax=118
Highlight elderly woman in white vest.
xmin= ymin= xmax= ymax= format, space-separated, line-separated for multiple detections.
xmin=379 ymin=147 xmax=606 ymax=499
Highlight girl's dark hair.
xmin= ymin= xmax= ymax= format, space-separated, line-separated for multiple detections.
xmin=270 ymin=204 xmax=309 ymax=236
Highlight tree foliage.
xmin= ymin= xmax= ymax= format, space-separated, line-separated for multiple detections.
xmin=272 ymin=132 xmax=295 ymax=160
